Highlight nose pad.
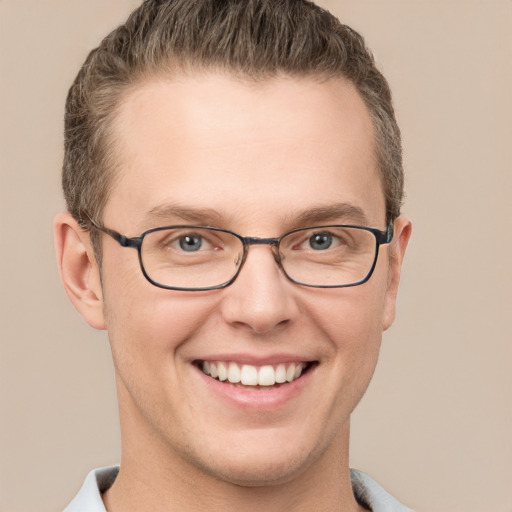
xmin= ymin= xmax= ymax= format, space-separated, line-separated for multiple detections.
xmin=270 ymin=244 xmax=282 ymax=265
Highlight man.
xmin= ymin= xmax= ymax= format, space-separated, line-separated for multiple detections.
xmin=55 ymin=0 xmax=412 ymax=510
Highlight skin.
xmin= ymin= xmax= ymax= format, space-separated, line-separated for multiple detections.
xmin=55 ymin=73 xmax=411 ymax=512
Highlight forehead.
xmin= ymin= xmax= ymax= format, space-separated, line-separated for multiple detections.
xmin=105 ymin=73 xmax=384 ymax=231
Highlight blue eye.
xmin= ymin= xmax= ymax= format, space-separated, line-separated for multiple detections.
xmin=309 ymin=233 xmax=333 ymax=250
xmin=178 ymin=235 xmax=203 ymax=252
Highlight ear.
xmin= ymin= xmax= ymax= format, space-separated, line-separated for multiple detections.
xmin=382 ymin=216 xmax=412 ymax=331
xmin=54 ymin=211 xmax=106 ymax=330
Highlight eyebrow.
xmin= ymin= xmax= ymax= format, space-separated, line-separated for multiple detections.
xmin=292 ymin=203 xmax=370 ymax=227
xmin=144 ymin=203 xmax=223 ymax=225
xmin=143 ymin=201 xmax=370 ymax=229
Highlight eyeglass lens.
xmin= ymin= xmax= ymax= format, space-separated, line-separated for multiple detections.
xmin=140 ymin=226 xmax=379 ymax=290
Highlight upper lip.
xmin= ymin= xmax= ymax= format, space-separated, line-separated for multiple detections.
xmin=192 ymin=353 xmax=317 ymax=366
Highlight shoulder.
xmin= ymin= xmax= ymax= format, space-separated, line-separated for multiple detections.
xmin=350 ymin=469 xmax=415 ymax=512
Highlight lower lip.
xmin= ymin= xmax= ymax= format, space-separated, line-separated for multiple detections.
xmin=194 ymin=365 xmax=315 ymax=410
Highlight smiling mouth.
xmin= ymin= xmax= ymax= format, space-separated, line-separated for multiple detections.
xmin=196 ymin=360 xmax=316 ymax=387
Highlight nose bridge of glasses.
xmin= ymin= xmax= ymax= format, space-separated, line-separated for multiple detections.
xmin=243 ymin=236 xmax=279 ymax=246
xmin=242 ymin=236 xmax=282 ymax=264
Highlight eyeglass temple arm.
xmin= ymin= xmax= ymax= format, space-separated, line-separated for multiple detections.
xmin=381 ymin=224 xmax=394 ymax=244
xmin=80 ymin=216 xmax=142 ymax=249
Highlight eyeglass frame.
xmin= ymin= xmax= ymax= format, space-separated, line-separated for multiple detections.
xmin=82 ymin=217 xmax=394 ymax=291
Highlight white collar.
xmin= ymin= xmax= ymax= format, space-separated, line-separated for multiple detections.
xmin=63 ymin=466 xmax=414 ymax=512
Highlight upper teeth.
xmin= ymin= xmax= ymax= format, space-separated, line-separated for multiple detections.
xmin=201 ymin=361 xmax=306 ymax=386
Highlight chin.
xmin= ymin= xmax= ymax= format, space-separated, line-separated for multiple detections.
xmin=183 ymin=427 xmax=337 ymax=488
xmin=195 ymin=452 xmax=313 ymax=487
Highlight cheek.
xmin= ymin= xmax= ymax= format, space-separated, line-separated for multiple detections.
xmin=304 ymin=283 xmax=387 ymax=389
xmin=100 ymin=257 xmax=213 ymax=375
xmin=308 ymin=281 xmax=387 ymax=349
xmin=104 ymin=287 xmax=210 ymax=357
xmin=101 ymin=277 xmax=222 ymax=426
xmin=328 ymin=296 xmax=383 ymax=383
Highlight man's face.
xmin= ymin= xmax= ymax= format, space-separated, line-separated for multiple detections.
xmin=94 ymin=73 xmax=409 ymax=485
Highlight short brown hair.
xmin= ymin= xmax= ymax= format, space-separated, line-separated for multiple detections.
xmin=63 ymin=0 xmax=403 ymax=254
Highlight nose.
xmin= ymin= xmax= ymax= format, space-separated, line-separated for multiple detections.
xmin=219 ymin=244 xmax=300 ymax=335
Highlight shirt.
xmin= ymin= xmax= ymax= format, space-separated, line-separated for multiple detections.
xmin=63 ymin=465 xmax=414 ymax=512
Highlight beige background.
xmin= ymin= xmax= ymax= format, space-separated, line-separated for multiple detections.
xmin=1 ymin=1 xmax=511 ymax=511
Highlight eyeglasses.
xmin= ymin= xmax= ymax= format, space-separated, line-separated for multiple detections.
xmin=86 ymin=219 xmax=393 ymax=291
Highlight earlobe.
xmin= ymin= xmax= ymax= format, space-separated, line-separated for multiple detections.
xmin=382 ymin=216 xmax=412 ymax=331
xmin=54 ymin=211 xmax=107 ymax=330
